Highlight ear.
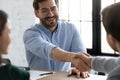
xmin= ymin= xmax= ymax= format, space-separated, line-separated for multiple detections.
xmin=34 ymin=10 xmax=39 ymax=18
xmin=107 ymin=34 xmax=116 ymax=45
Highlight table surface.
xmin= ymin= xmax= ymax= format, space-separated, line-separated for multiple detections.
xmin=29 ymin=70 xmax=107 ymax=80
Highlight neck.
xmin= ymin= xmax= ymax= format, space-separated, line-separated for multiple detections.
xmin=49 ymin=24 xmax=58 ymax=33
xmin=117 ymin=45 xmax=120 ymax=53
xmin=115 ymin=41 xmax=120 ymax=53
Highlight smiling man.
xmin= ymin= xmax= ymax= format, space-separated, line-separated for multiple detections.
xmin=35 ymin=0 xmax=58 ymax=32
xmin=23 ymin=0 xmax=89 ymax=78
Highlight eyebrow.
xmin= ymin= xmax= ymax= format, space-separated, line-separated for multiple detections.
xmin=40 ymin=6 xmax=57 ymax=9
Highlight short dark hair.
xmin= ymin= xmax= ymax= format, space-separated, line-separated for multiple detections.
xmin=102 ymin=2 xmax=120 ymax=42
xmin=33 ymin=0 xmax=58 ymax=10
xmin=0 ymin=10 xmax=8 ymax=36
xmin=0 ymin=10 xmax=8 ymax=63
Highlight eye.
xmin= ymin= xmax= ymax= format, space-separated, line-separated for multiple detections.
xmin=41 ymin=8 xmax=49 ymax=13
xmin=51 ymin=7 xmax=57 ymax=11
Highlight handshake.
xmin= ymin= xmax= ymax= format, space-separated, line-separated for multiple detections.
xmin=71 ymin=52 xmax=92 ymax=72
xmin=68 ymin=52 xmax=92 ymax=78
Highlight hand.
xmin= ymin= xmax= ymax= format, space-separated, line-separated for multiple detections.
xmin=71 ymin=53 xmax=92 ymax=72
xmin=68 ymin=67 xmax=90 ymax=78
xmin=76 ymin=53 xmax=92 ymax=67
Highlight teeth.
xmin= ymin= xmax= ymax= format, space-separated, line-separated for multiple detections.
xmin=47 ymin=18 xmax=54 ymax=21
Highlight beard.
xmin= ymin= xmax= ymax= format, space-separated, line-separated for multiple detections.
xmin=40 ymin=15 xmax=58 ymax=29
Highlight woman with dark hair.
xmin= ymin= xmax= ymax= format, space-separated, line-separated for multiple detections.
xmin=0 ymin=10 xmax=30 ymax=80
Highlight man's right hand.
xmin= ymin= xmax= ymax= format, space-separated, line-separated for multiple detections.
xmin=70 ymin=53 xmax=92 ymax=72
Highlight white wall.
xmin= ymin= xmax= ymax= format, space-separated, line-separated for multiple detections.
xmin=0 ymin=0 xmax=35 ymax=66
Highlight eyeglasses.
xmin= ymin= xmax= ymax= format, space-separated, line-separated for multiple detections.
xmin=39 ymin=6 xmax=57 ymax=14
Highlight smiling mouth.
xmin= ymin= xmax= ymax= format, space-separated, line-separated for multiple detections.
xmin=46 ymin=17 xmax=55 ymax=21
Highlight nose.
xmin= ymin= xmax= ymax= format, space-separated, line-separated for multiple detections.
xmin=47 ymin=10 xmax=54 ymax=17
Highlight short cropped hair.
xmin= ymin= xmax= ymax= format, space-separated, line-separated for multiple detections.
xmin=33 ymin=0 xmax=58 ymax=10
xmin=102 ymin=2 xmax=120 ymax=42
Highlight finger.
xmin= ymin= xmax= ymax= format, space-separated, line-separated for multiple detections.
xmin=81 ymin=72 xmax=90 ymax=78
xmin=81 ymin=58 xmax=91 ymax=69
xmin=76 ymin=71 xmax=80 ymax=78
xmin=72 ymin=68 xmax=81 ymax=78
xmin=67 ymin=70 xmax=72 ymax=77
xmin=67 ymin=68 xmax=79 ymax=78
xmin=72 ymin=55 xmax=91 ymax=71
xmin=73 ymin=53 xmax=89 ymax=66
xmin=77 ymin=54 xmax=92 ymax=68
xmin=76 ymin=59 xmax=91 ymax=72
xmin=84 ymin=53 xmax=91 ymax=57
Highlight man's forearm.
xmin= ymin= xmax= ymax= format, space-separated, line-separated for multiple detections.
xmin=51 ymin=47 xmax=75 ymax=62
xmin=51 ymin=47 xmax=91 ymax=72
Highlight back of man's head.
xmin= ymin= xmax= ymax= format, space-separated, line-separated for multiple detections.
xmin=102 ymin=2 xmax=120 ymax=42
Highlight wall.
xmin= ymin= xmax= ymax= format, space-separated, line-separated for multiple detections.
xmin=0 ymin=0 xmax=35 ymax=66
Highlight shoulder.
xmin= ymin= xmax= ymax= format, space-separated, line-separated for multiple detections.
xmin=23 ymin=23 xmax=42 ymax=39
xmin=58 ymin=20 xmax=77 ymax=31
xmin=25 ymin=23 xmax=41 ymax=32
xmin=58 ymin=20 xmax=75 ymax=27
xmin=6 ymin=64 xmax=30 ymax=80
xmin=107 ymin=65 xmax=120 ymax=80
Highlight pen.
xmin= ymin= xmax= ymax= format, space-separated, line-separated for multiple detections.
xmin=40 ymin=72 xmax=54 ymax=76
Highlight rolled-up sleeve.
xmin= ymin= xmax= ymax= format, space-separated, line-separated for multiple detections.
xmin=23 ymin=29 xmax=56 ymax=59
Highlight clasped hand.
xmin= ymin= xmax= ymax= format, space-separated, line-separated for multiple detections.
xmin=71 ymin=53 xmax=92 ymax=72
xmin=68 ymin=53 xmax=92 ymax=78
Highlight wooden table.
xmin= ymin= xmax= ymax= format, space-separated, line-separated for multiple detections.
xmin=34 ymin=70 xmax=107 ymax=80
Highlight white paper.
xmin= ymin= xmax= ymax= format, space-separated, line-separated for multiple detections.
xmin=83 ymin=74 xmax=107 ymax=80
xmin=29 ymin=70 xmax=53 ymax=80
